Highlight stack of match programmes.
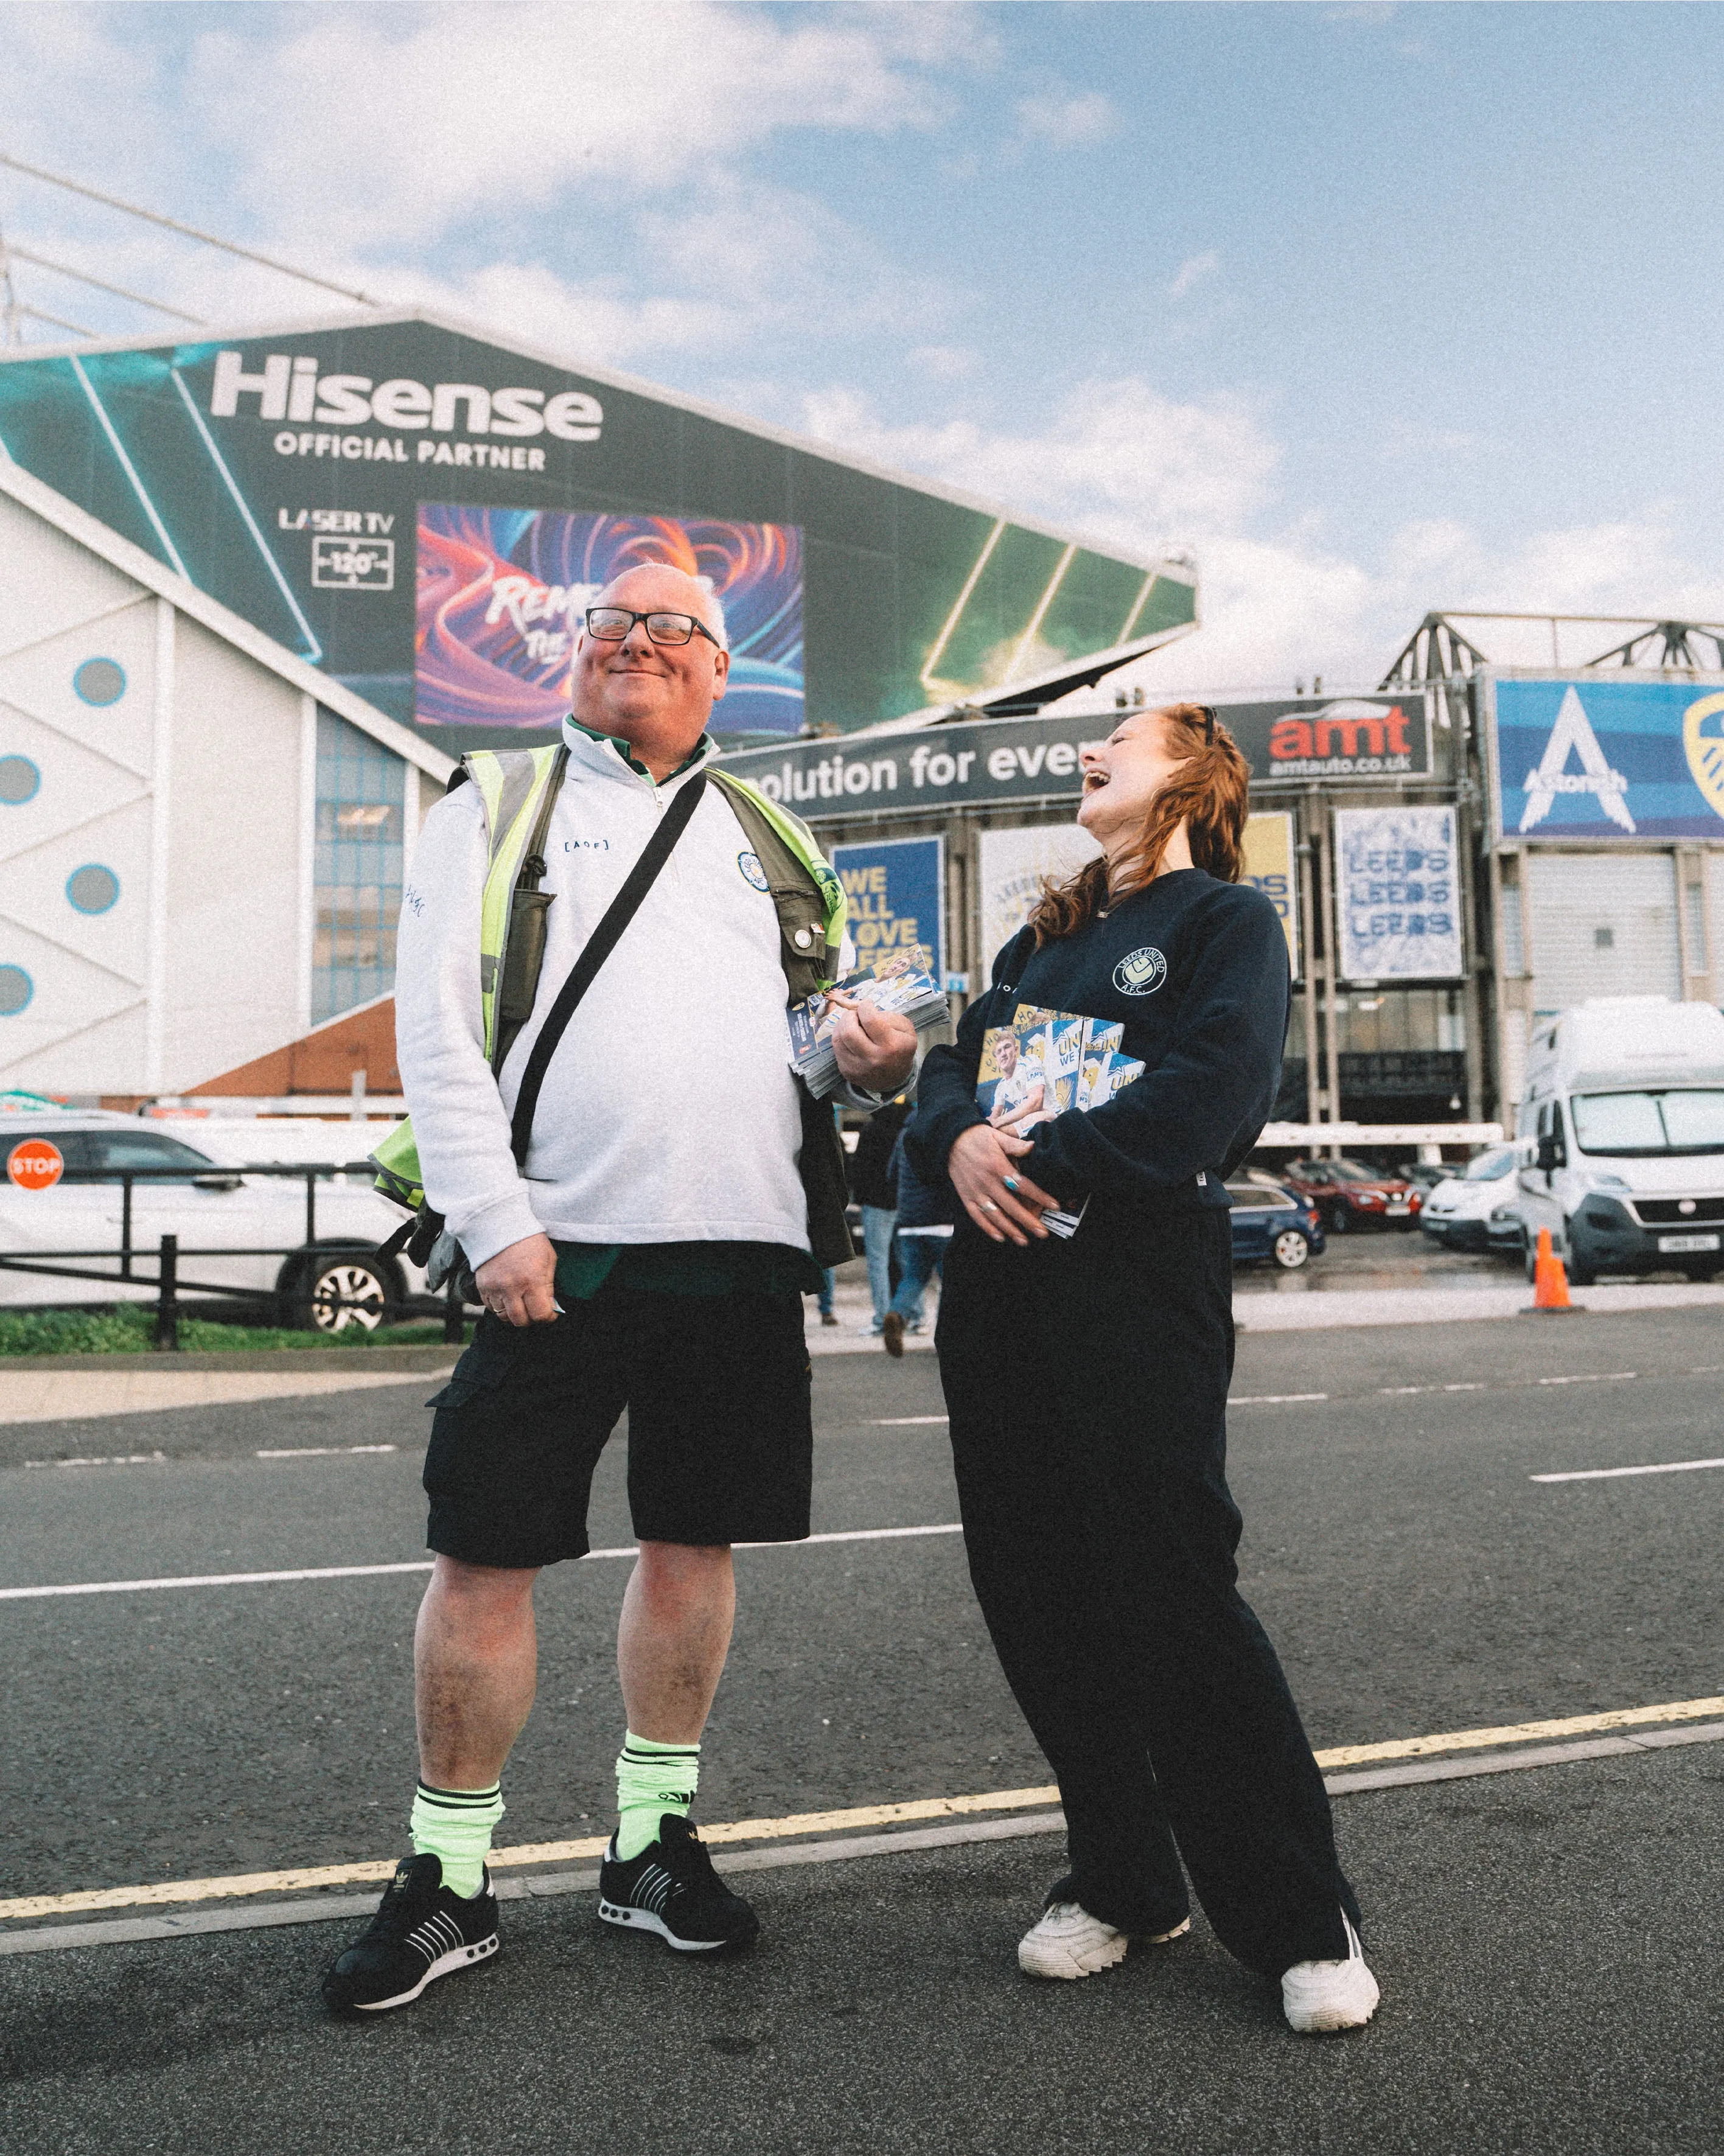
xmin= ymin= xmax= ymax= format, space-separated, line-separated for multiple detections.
xmin=789 ymin=946 xmax=950 ymax=1098
xmin=976 ymin=1007 xmax=1146 ymax=1238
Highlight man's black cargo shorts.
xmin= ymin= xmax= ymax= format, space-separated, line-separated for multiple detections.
xmin=423 ymin=1288 xmax=814 ymax=1568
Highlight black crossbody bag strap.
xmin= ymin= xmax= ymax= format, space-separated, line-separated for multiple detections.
xmin=508 ymin=770 xmax=707 ymax=1166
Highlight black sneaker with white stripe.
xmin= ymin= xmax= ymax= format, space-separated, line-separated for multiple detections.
xmin=598 ymin=1814 xmax=759 ymax=1952
xmin=321 ymin=1854 xmax=499 ymax=2014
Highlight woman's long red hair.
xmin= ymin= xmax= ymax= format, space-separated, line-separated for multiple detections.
xmin=1027 ymin=702 xmax=1251 ymax=946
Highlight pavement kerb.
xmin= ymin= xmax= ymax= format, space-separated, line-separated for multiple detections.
xmin=5 ymin=1722 xmax=1719 ymax=1960
xmin=1232 ymin=1279 xmax=1724 ymax=1331
xmin=0 ymin=1345 xmax=463 ymax=1373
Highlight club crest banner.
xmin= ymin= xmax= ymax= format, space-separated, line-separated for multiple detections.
xmin=1488 ymin=674 xmax=1724 ymax=843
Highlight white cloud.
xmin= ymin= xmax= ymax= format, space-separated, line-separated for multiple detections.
xmin=179 ymin=2 xmax=951 ymax=248
xmin=1168 ymin=251 xmax=1218 ymax=300
xmin=1014 ymin=87 xmax=1119 ymax=147
xmin=798 ymin=375 xmax=1280 ymax=540
xmin=0 ymin=3 xmax=966 ymax=365
xmin=908 ymin=344 xmax=981 ymax=382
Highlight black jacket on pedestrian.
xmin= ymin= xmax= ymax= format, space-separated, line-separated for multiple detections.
xmin=887 ymin=1117 xmax=956 ymax=1230
xmin=848 ymin=1100 xmax=910 ymax=1211
xmin=907 ymin=868 xmax=1289 ymax=1215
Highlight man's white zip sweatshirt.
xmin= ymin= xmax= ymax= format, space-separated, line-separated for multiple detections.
xmin=395 ymin=723 xmax=816 ymax=1272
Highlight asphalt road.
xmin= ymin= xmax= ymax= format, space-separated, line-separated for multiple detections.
xmin=2 ymin=1302 xmax=1721 ymax=2151
xmin=4 ymin=1749 xmax=1721 ymax=2155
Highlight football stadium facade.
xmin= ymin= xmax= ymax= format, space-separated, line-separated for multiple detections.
xmin=0 ymin=311 xmax=1196 ymax=1097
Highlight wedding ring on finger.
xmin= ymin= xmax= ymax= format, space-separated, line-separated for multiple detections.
xmin=982 ymin=1201 xmax=1000 ymax=1213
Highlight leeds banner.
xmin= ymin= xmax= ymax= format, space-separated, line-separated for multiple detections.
xmin=1488 ymin=674 xmax=1724 ymax=843
xmin=1241 ymin=811 xmax=1299 ymax=977
xmin=974 ymin=814 xmax=1302 ymax=981
xmin=830 ymin=837 xmax=944 ymax=986
xmin=976 ymin=825 xmax=1103 ymax=972
xmin=1335 ymin=804 xmax=1462 ymax=981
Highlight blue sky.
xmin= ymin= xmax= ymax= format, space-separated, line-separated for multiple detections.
xmin=3 ymin=1 xmax=1721 ymax=689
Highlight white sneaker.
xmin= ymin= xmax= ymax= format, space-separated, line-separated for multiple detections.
xmin=1017 ymin=1902 xmax=1190 ymax=1980
xmin=1281 ymin=1913 xmax=1380 ymax=2032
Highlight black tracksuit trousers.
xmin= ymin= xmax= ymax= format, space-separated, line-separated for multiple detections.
xmin=935 ymin=1201 xmax=1359 ymax=1980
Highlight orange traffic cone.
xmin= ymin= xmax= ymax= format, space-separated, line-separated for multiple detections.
xmin=1532 ymin=1226 xmax=1574 ymax=1311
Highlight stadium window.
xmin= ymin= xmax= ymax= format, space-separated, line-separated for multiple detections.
xmin=313 ymin=710 xmax=404 ymax=1022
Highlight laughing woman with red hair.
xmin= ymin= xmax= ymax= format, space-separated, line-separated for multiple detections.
xmin=907 ymin=703 xmax=1377 ymax=2034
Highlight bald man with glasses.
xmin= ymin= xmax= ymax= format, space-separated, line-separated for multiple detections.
xmin=324 ymin=564 xmax=916 ymax=2014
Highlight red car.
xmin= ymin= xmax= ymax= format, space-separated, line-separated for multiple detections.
xmin=1280 ymin=1157 xmax=1423 ymax=1233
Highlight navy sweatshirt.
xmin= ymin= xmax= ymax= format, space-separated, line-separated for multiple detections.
xmin=907 ymin=868 xmax=1290 ymax=1216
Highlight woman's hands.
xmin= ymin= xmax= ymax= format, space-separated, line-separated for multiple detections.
xmin=949 ymin=1122 xmax=1061 ymax=1245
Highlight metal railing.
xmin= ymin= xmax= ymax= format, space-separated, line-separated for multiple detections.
xmin=0 ymin=1161 xmax=468 ymax=1349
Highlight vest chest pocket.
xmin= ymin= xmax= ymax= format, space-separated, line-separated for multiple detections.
xmin=770 ymin=885 xmax=827 ymax=1001
xmin=497 ymin=887 xmax=554 ymax=1033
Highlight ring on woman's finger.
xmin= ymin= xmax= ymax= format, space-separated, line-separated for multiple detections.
xmin=1003 ymin=1176 xmax=1020 ymax=1193
xmin=981 ymin=1201 xmax=999 ymax=1213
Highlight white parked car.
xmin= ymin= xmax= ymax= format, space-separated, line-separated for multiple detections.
xmin=1417 ymin=1145 xmax=1519 ymax=1252
xmin=0 ymin=1108 xmax=425 ymax=1329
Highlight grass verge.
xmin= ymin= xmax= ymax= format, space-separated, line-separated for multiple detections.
xmin=0 ymin=1305 xmax=472 ymax=1356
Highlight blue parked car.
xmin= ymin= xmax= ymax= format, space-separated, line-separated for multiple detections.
xmin=1227 ymin=1177 xmax=1327 ymax=1271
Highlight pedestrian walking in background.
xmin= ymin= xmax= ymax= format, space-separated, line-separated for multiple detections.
xmin=848 ymin=1097 xmax=909 ymax=1334
xmin=908 ymin=701 xmax=1378 ymax=2035
xmin=879 ymin=1113 xmax=953 ymax=1357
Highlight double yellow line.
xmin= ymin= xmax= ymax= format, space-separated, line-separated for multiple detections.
xmin=6 ymin=1692 xmax=1719 ymax=1928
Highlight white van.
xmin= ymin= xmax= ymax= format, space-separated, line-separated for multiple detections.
xmin=1514 ymin=999 xmax=1724 ymax=1285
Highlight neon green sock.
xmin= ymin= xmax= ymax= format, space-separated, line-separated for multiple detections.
xmin=410 ymin=1780 xmax=503 ymax=1899
xmin=615 ymin=1732 xmax=700 ymax=1861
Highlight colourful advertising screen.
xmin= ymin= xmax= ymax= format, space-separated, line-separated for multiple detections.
xmin=1488 ymin=674 xmax=1724 ymax=842
xmin=0 ymin=315 xmax=1193 ymax=757
xmin=416 ymin=507 xmax=803 ymax=734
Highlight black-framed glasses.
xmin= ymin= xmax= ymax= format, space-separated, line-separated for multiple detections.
xmin=584 ymin=606 xmax=722 ymax=649
xmin=1199 ymin=704 xmax=1217 ymax=744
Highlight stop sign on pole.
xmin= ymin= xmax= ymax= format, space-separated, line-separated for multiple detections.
xmin=6 ymin=1138 xmax=65 ymax=1190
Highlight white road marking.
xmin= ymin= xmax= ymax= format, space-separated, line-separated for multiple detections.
xmin=874 ymin=1415 xmax=949 ymax=1425
xmin=1532 ymin=1457 xmax=1724 ymax=1484
xmin=25 ymin=1451 xmax=168 ymax=1469
xmin=0 ymin=1560 xmax=436 ymax=1600
xmin=1537 ymin=1371 xmax=1636 ymax=1386
xmin=1230 ymin=1392 xmax=1328 ymax=1404
xmin=0 ymin=1523 xmax=968 ymax=1601
xmin=255 ymin=1445 xmax=398 ymax=1458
